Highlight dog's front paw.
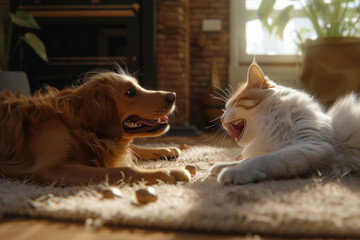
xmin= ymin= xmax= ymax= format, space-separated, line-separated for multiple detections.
xmin=169 ymin=168 xmax=191 ymax=183
xmin=165 ymin=147 xmax=181 ymax=158
xmin=148 ymin=147 xmax=181 ymax=160
xmin=142 ymin=167 xmax=191 ymax=185
xmin=217 ymin=165 xmax=266 ymax=185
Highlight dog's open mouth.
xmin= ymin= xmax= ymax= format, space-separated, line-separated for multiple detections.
xmin=123 ymin=115 xmax=169 ymax=133
xmin=227 ymin=119 xmax=246 ymax=142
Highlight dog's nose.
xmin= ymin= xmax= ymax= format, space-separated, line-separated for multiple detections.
xmin=165 ymin=92 xmax=176 ymax=105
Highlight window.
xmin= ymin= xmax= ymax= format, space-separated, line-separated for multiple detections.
xmin=231 ymin=0 xmax=360 ymax=63
xmin=229 ymin=0 xmax=302 ymax=88
xmin=228 ymin=0 xmax=359 ymax=89
xmin=245 ymin=0 xmax=316 ymax=56
xmin=231 ymin=0 xmax=316 ymax=64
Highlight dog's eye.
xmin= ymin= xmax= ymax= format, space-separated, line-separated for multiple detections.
xmin=126 ymin=87 xmax=136 ymax=97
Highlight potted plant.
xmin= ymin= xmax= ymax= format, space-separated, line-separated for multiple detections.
xmin=258 ymin=0 xmax=360 ymax=105
xmin=0 ymin=10 xmax=47 ymax=96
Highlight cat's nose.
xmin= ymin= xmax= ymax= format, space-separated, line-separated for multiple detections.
xmin=220 ymin=118 xmax=224 ymax=123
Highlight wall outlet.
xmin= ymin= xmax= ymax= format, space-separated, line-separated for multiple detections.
xmin=202 ymin=19 xmax=222 ymax=32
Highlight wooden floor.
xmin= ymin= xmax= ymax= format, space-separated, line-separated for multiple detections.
xmin=1 ymin=217 xmax=274 ymax=240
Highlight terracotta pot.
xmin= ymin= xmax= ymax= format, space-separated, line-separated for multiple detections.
xmin=300 ymin=37 xmax=360 ymax=105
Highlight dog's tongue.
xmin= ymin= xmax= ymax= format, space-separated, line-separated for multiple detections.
xmin=132 ymin=116 xmax=168 ymax=126
xmin=227 ymin=122 xmax=244 ymax=139
xmin=137 ymin=119 xmax=157 ymax=126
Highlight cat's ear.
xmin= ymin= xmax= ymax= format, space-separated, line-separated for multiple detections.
xmin=247 ymin=63 xmax=268 ymax=89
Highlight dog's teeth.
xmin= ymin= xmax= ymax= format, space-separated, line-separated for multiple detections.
xmin=124 ymin=120 xmax=141 ymax=128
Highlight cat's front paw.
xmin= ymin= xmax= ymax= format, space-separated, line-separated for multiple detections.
xmin=217 ymin=165 xmax=266 ymax=185
xmin=210 ymin=162 xmax=238 ymax=176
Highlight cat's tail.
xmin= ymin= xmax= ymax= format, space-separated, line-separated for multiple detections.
xmin=327 ymin=93 xmax=360 ymax=174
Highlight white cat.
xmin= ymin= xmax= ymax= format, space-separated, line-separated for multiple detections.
xmin=211 ymin=63 xmax=360 ymax=185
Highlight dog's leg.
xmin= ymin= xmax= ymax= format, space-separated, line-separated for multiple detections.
xmin=129 ymin=145 xmax=181 ymax=161
xmin=37 ymin=164 xmax=190 ymax=185
xmin=28 ymin=120 xmax=190 ymax=185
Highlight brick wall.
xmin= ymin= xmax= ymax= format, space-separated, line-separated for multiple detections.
xmin=189 ymin=0 xmax=229 ymax=128
xmin=156 ymin=0 xmax=188 ymax=126
xmin=2 ymin=0 xmax=230 ymax=128
xmin=157 ymin=0 xmax=229 ymax=128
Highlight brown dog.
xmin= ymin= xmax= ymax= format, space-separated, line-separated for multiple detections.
xmin=0 ymin=71 xmax=191 ymax=185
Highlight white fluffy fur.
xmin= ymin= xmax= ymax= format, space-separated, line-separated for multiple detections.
xmin=211 ymin=63 xmax=360 ymax=185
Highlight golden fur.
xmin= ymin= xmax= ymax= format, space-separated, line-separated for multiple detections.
xmin=0 ymin=72 xmax=190 ymax=185
xmin=230 ymin=65 xmax=274 ymax=110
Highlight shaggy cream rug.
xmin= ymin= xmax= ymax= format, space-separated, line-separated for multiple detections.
xmin=1 ymin=137 xmax=360 ymax=237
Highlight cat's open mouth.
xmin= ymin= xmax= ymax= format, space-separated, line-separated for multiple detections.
xmin=227 ymin=119 xmax=246 ymax=142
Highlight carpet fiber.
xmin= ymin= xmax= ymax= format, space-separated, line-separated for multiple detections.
xmin=1 ymin=137 xmax=360 ymax=237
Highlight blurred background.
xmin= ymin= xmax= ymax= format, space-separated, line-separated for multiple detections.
xmin=1 ymin=0 xmax=359 ymax=131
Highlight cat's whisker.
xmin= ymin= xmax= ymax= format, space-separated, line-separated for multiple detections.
xmin=206 ymin=125 xmax=222 ymax=136
xmin=205 ymin=120 xmax=228 ymax=146
xmin=212 ymin=86 xmax=231 ymax=103
xmin=212 ymin=89 xmax=229 ymax=100
xmin=208 ymin=116 xmax=221 ymax=123
xmin=206 ymin=116 xmax=224 ymax=131
xmin=205 ymin=123 xmax=221 ymax=130
xmin=216 ymin=130 xmax=228 ymax=147
xmin=209 ymin=93 xmax=228 ymax=103
xmin=227 ymin=84 xmax=234 ymax=94
xmin=214 ymin=85 xmax=232 ymax=100
xmin=206 ymin=132 xmax=224 ymax=146
xmin=209 ymin=96 xmax=226 ymax=103
xmin=206 ymin=122 xmax=221 ymax=135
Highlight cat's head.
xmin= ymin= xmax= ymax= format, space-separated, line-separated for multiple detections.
xmin=222 ymin=63 xmax=273 ymax=146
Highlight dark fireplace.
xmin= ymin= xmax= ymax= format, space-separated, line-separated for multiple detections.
xmin=12 ymin=0 xmax=156 ymax=92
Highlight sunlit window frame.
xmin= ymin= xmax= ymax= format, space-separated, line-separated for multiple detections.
xmin=230 ymin=0 xmax=307 ymax=65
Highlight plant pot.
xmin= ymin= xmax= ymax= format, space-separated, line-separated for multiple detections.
xmin=300 ymin=37 xmax=360 ymax=105
xmin=0 ymin=71 xmax=31 ymax=97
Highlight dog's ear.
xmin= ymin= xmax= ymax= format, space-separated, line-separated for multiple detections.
xmin=77 ymin=87 xmax=122 ymax=139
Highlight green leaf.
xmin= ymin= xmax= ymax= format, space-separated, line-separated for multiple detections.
xmin=303 ymin=3 xmax=325 ymax=37
xmin=275 ymin=5 xmax=294 ymax=39
xmin=313 ymin=0 xmax=329 ymax=25
xmin=340 ymin=0 xmax=355 ymax=3
xmin=258 ymin=0 xmax=277 ymax=33
xmin=10 ymin=11 xmax=40 ymax=29
xmin=258 ymin=0 xmax=276 ymax=21
xmin=22 ymin=32 xmax=48 ymax=62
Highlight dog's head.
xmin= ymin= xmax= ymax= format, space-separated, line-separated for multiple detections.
xmin=74 ymin=72 xmax=176 ymax=140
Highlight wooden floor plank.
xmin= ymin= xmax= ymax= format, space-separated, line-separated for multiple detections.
xmin=0 ymin=217 xmax=266 ymax=240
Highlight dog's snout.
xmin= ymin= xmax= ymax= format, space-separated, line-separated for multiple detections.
xmin=165 ymin=93 xmax=176 ymax=105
